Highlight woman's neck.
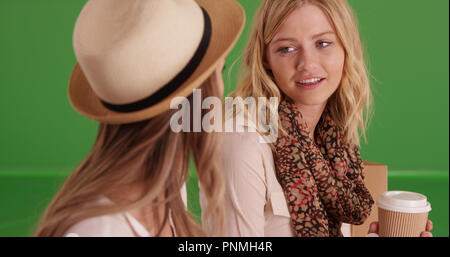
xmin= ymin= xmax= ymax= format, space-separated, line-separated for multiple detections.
xmin=294 ymin=102 xmax=327 ymax=142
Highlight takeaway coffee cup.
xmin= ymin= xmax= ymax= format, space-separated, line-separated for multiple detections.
xmin=376 ymin=191 xmax=431 ymax=237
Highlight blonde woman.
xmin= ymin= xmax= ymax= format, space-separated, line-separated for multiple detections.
xmin=34 ymin=0 xmax=244 ymax=237
xmin=201 ymin=0 xmax=433 ymax=237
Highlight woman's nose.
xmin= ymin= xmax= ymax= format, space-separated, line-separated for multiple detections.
xmin=296 ymin=49 xmax=319 ymax=71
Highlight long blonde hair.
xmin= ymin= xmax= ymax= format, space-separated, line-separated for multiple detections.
xmin=35 ymin=74 xmax=224 ymax=237
xmin=231 ymin=0 xmax=372 ymax=146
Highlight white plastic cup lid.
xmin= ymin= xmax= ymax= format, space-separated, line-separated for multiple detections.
xmin=376 ymin=191 xmax=432 ymax=213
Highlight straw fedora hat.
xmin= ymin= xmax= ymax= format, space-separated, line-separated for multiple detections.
xmin=68 ymin=0 xmax=245 ymax=124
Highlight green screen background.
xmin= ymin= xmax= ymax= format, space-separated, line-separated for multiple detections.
xmin=0 ymin=0 xmax=448 ymax=236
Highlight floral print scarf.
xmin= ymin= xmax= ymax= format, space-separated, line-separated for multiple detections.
xmin=273 ymin=99 xmax=374 ymax=237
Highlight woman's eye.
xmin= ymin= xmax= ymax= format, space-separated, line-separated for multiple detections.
xmin=317 ymin=41 xmax=332 ymax=48
xmin=277 ymin=47 xmax=295 ymax=54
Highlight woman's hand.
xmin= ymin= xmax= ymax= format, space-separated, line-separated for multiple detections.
xmin=368 ymin=220 xmax=433 ymax=237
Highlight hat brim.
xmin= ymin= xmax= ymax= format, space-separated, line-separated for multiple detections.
xmin=68 ymin=0 xmax=245 ymax=124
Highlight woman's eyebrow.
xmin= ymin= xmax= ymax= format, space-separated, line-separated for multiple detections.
xmin=271 ymin=37 xmax=298 ymax=44
xmin=312 ymin=31 xmax=335 ymax=39
xmin=272 ymin=31 xmax=335 ymax=44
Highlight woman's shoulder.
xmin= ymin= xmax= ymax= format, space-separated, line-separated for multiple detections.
xmin=63 ymin=197 xmax=144 ymax=237
xmin=222 ymin=118 xmax=273 ymax=155
xmin=221 ymin=118 xmax=276 ymax=179
xmin=64 ymin=212 xmax=133 ymax=237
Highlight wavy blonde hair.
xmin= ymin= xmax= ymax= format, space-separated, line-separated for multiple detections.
xmin=231 ymin=0 xmax=372 ymax=146
xmin=35 ymin=74 xmax=225 ymax=237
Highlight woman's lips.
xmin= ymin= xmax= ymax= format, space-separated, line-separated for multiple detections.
xmin=296 ymin=78 xmax=325 ymax=89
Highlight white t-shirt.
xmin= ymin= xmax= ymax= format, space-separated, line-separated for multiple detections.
xmin=64 ymin=184 xmax=187 ymax=237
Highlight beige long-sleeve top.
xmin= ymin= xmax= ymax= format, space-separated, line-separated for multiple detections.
xmin=200 ymin=122 xmax=351 ymax=237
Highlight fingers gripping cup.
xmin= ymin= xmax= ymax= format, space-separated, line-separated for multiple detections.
xmin=377 ymin=191 xmax=431 ymax=237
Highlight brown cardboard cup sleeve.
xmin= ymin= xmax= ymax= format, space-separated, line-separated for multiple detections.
xmin=376 ymin=191 xmax=431 ymax=237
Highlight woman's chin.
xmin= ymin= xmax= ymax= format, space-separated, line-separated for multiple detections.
xmin=290 ymin=96 xmax=329 ymax=108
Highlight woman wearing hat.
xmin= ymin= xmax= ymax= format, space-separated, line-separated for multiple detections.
xmin=35 ymin=0 xmax=244 ymax=237
xmin=201 ymin=0 xmax=433 ymax=237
